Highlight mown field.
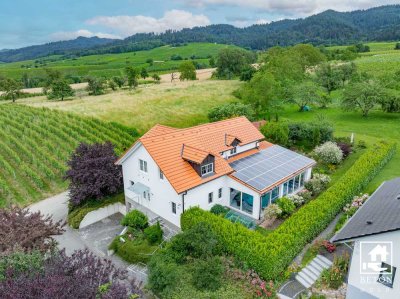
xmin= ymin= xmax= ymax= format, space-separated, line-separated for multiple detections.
xmin=18 ymin=80 xmax=241 ymax=133
xmin=0 ymin=43 xmax=238 ymax=80
xmin=0 ymin=104 xmax=137 ymax=207
xmin=327 ymin=41 xmax=400 ymax=76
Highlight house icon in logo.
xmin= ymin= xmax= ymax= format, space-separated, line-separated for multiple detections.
xmin=368 ymin=244 xmax=389 ymax=262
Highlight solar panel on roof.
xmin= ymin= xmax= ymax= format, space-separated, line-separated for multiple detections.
xmin=230 ymin=145 xmax=315 ymax=192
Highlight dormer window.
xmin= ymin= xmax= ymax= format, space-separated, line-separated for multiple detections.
xmin=201 ymin=163 xmax=213 ymax=176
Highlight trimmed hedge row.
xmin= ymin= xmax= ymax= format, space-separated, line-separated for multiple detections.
xmin=181 ymin=142 xmax=396 ymax=280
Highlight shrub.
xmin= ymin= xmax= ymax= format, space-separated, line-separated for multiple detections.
xmin=110 ymin=238 xmax=156 ymax=264
xmin=181 ymin=142 xmax=395 ymax=279
xmin=144 ymin=222 xmax=163 ymax=244
xmin=297 ymin=189 xmax=312 ymax=202
xmin=210 ymin=204 xmax=230 ymax=216
xmin=148 ymin=253 xmax=180 ymax=297
xmin=192 ymin=257 xmax=223 ymax=291
xmin=337 ymin=142 xmax=352 ymax=158
xmin=260 ymin=121 xmax=289 ymax=146
xmin=287 ymin=194 xmax=305 ymax=207
xmin=320 ymin=254 xmax=349 ymax=289
xmin=288 ymin=121 xmax=334 ymax=148
xmin=263 ymin=204 xmax=282 ymax=220
xmin=121 ymin=210 xmax=148 ymax=230
xmin=170 ymin=222 xmax=221 ymax=262
xmin=314 ymin=141 xmax=343 ymax=164
xmin=277 ymin=197 xmax=296 ymax=217
xmin=305 ymin=173 xmax=331 ymax=196
xmin=208 ymin=102 xmax=255 ymax=122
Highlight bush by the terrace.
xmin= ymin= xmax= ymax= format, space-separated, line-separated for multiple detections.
xmin=0 ymin=206 xmax=64 ymax=255
xmin=148 ymin=253 xmax=180 ymax=297
xmin=276 ymin=197 xmax=296 ymax=218
xmin=288 ymin=121 xmax=334 ymax=148
xmin=314 ymin=141 xmax=343 ymax=164
xmin=305 ymin=173 xmax=331 ymax=196
xmin=297 ymin=189 xmax=312 ymax=202
xmin=65 ymin=142 xmax=123 ymax=206
xmin=287 ymin=194 xmax=305 ymax=207
xmin=192 ymin=257 xmax=224 ymax=291
xmin=181 ymin=142 xmax=395 ymax=279
xmin=208 ymin=102 xmax=255 ymax=122
xmin=0 ymin=249 xmax=142 ymax=299
xmin=121 ymin=210 xmax=148 ymax=230
xmin=210 ymin=204 xmax=230 ymax=216
xmin=144 ymin=222 xmax=163 ymax=245
xmin=337 ymin=142 xmax=352 ymax=158
xmin=263 ymin=204 xmax=282 ymax=221
xmin=260 ymin=121 xmax=289 ymax=146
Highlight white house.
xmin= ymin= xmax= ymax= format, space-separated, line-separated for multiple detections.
xmin=332 ymin=177 xmax=400 ymax=299
xmin=116 ymin=117 xmax=316 ymax=228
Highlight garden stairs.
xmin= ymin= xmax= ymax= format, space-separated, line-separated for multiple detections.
xmin=295 ymin=255 xmax=332 ymax=288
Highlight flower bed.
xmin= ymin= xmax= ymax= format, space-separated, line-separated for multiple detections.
xmin=181 ymin=142 xmax=396 ymax=280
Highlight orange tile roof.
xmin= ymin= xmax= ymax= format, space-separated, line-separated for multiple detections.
xmin=181 ymin=144 xmax=210 ymax=164
xmin=131 ymin=117 xmax=265 ymax=194
xmin=225 ymin=134 xmax=241 ymax=146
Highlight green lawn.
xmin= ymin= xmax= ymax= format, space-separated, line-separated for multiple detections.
xmin=280 ymin=105 xmax=400 ymax=193
xmin=0 ymin=43 xmax=239 ymax=80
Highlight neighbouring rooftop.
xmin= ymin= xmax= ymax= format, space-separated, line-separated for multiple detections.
xmin=332 ymin=177 xmax=400 ymax=243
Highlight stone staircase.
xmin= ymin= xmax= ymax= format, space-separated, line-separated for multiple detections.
xmin=295 ymin=255 xmax=332 ymax=288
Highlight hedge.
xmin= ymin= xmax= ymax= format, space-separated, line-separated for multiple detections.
xmin=181 ymin=141 xmax=396 ymax=280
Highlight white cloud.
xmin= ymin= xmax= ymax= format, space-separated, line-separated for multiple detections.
xmin=255 ymin=19 xmax=271 ymax=25
xmin=86 ymin=10 xmax=211 ymax=37
xmin=184 ymin=0 xmax=396 ymax=15
xmin=50 ymin=29 xmax=121 ymax=41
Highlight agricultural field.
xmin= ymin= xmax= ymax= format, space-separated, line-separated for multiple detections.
xmin=327 ymin=41 xmax=400 ymax=76
xmin=0 ymin=43 xmax=238 ymax=80
xmin=0 ymin=104 xmax=137 ymax=206
xmin=18 ymin=79 xmax=241 ymax=133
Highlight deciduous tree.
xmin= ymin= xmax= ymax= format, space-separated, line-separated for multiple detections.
xmin=0 ymin=78 xmax=22 ymax=102
xmin=140 ymin=67 xmax=149 ymax=80
xmin=288 ymin=81 xmax=324 ymax=111
xmin=65 ymin=142 xmax=123 ymax=206
xmin=47 ymin=80 xmax=74 ymax=101
xmin=0 ymin=206 xmax=64 ymax=255
xmin=125 ymin=66 xmax=139 ymax=89
xmin=86 ymin=77 xmax=106 ymax=95
xmin=316 ymin=63 xmax=342 ymax=94
xmin=179 ymin=61 xmax=196 ymax=81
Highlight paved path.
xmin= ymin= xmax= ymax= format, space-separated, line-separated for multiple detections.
xmin=29 ymin=192 xmax=146 ymax=284
xmin=29 ymin=192 xmax=86 ymax=255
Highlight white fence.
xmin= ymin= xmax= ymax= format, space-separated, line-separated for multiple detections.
xmin=79 ymin=202 xmax=127 ymax=229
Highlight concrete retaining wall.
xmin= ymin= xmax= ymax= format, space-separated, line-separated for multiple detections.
xmin=79 ymin=202 xmax=127 ymax=229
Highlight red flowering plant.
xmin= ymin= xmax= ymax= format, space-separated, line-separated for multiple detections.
xmin=321 ymin=240 xmax=336 ymax=253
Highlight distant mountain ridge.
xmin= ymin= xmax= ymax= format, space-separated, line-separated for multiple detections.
xmin=0 ymin=36 xmax=116 ymax=63
xmin=1 ymin=5 xmax=400 ymax=63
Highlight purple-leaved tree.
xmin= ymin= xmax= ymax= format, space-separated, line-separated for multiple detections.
xmin=0 ymin=249 xmax=143 ymax=299
xmin=0 ymin=206 xmax=64 ymax=255
xmin=65 ymin=142 xmax=123 ymax=206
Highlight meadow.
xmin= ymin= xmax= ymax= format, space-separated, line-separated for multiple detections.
xmin=19 ymin=80 xmax=241 ymax=133
xmin=328 ymin=41 xmax=400 ymax=76
xmin=0 ymin=104 xmax=136 ymax=207
xmin=0 ymin=43 xmax=237 ymax=80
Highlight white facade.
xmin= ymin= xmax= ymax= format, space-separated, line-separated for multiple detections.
xmin=346 ymin=231 xmax=400 ymax=299
xmin=120 ymin=142 xmax=312 ymax=228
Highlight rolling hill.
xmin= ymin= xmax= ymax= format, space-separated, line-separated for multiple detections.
xmin=0 ymin=5 xmax=400 ymax=63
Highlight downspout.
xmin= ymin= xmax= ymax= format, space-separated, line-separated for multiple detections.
xmin=182 ymin=191 xmax=187 ymax=213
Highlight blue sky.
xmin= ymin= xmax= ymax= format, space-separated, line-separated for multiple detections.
xmin=0 ymin=0 xmax=395 ymax=49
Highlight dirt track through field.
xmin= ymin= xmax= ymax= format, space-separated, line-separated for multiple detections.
xmin=1 ymin=68 xmax=216 ymax=95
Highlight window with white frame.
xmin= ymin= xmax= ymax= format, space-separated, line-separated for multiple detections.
xmin=201 ymin=163 xmax=213 ymax=176
xmin=171 ymin=202 xmax=177 ymax=214
xmin=230 ymin=147 xmax=237 ymax=155
xmin=218 ymin=188 xmax=222 ymax=198
xmin=208 ymin=192 xmax=213 ymax=204
xmin=139 ymin=159 xmax=148 ymax=173
xmin=159 ymin=168 xmax=164 ymax=180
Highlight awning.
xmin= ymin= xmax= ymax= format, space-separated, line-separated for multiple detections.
xmin=127 ymin=182 xmax=150 ymax=195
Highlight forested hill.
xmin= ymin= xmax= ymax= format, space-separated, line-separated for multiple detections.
xmin=1 ymin=5 xmax=400 ymax=63
xmin=0 ymin=36 xmax=116 ymax=63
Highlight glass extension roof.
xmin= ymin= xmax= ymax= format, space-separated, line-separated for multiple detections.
xmin=229 ymin=145 xmax=316 ymax=192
